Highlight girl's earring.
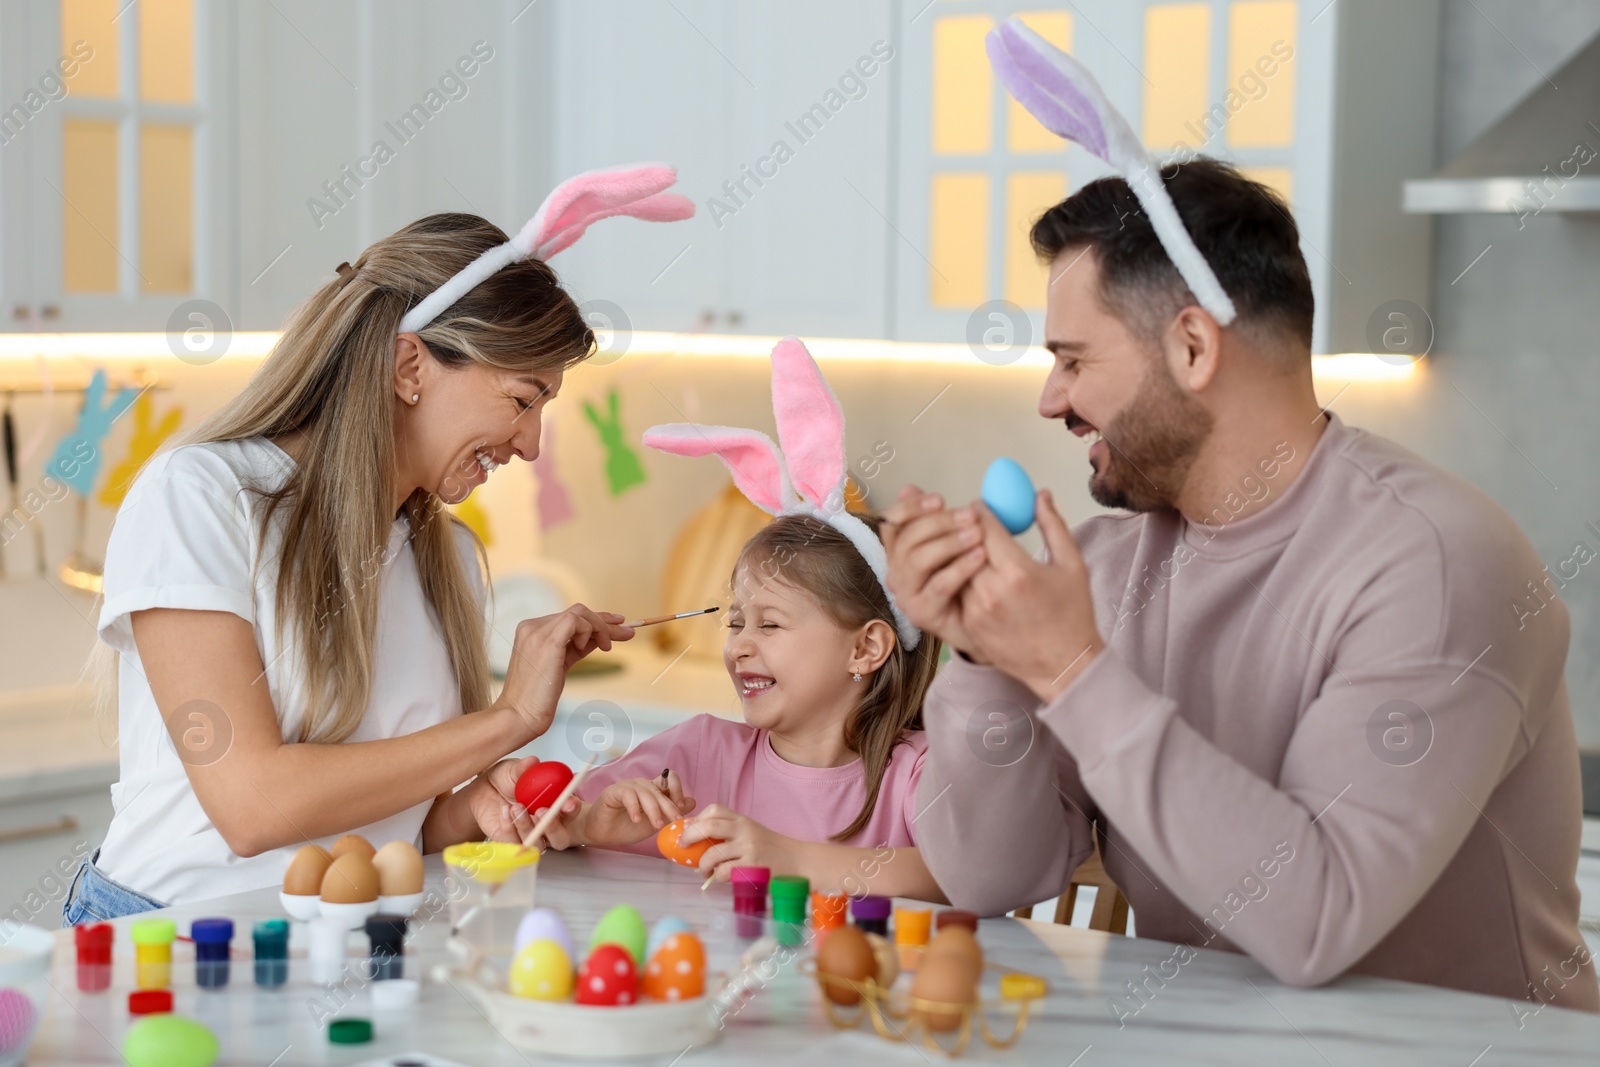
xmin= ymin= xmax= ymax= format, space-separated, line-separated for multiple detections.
xmin=411 ymin=393 xmax=420 ymax=404
xmin=852 ymin=671 xmax=862 ymax=682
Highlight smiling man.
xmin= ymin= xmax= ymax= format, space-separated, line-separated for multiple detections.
xmin=882 ymin=159 xmax=1599 ymax=1012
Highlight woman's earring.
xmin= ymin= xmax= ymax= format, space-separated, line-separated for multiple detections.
xmin=411 ymin=393 xmax=419 ymax=404
xmin=852 ymin=672 xmax=862 ymax=682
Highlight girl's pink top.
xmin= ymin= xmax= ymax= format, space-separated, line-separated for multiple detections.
xmin=575 ymin=714 xmax=929 ymax=853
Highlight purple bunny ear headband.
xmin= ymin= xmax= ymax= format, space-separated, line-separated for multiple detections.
xmin=642 ymin=338 xmax=922 ymax=652
xmin=987 ymin=18 xmax=1237 ymax=326
xmin=398 ymin=162 xmax=696 ymax=335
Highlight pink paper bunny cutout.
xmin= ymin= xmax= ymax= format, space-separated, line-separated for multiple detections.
xmin=642 ymin=337 xmax=921 ymax=650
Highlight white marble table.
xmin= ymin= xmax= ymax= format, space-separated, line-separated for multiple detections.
xmin=27 ymin=849 xmax=1599 ymax=1065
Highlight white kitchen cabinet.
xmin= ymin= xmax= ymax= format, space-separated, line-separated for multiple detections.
xmin=550 ymin=0 xmax=896 ymax=340
xmin=0 ymin=776 xmax=114 ymax=930
xmin=0 ymin=0 xmax=237 ymax=333
xmin=890 ymin=0 xmax=1439 ymax=355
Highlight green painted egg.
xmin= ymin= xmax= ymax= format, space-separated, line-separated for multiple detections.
xmin=122 ymin=1014 xmax=219 ymax=1067
xmin=588 ymin=903 xmax=648 ymax=966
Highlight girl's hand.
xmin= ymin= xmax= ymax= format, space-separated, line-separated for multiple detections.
xmin=679 ymin=804 xmax=805 ymax=883
xmin=581 ymin=773 xmax=697 ymax=847
xmin=494 ymin=604 xmax=634 ymax=742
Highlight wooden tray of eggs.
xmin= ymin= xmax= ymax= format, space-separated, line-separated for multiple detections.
xmin=280 ymin=834 xmax=426 ymax=926
xmin=446 ymin=902 xmax=733 ymax=1059
xmin=808 ymin=923 xmax=1049 ymax=1057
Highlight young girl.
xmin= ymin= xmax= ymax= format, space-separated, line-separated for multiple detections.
xmin=538 ymin=339 xmax=948 ymax=902
xmin=63 ymin=166 xmax=689 ymax=920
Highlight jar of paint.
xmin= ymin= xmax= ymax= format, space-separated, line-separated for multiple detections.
xmin=129 ymin=917 xmax=176 ymax=990
xmin=190 ymin=918 xmax=234 ymax=989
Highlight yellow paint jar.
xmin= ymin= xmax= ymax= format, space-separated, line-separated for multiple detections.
xmin=130 ymin=917 xmax=177 ymax=990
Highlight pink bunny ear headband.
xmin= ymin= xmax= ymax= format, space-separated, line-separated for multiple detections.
xmin=987 ymin=18 xmax=1237 ymax=326
xmin=642 ymin=338 xmax=922 ymax=652
xmin=397 ymin=162 xmax=695 ymax=335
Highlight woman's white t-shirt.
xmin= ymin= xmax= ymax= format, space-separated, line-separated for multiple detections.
xmin=95 ymin=437 xmax=482 ymax=904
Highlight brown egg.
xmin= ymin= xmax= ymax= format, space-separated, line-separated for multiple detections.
xmin=283 ymin=845 xmax=333 ymax=896
xmin=911 ymin=953 xmax=978 ymax=1032
xmin=372 ymin=840 xmax=424 ymax=896
xmin=330 ymin=834 xmax=376 ymax=861
xmin=865 ymin=932 xmax=899 ymax=988
xmin=815 ymin=924 xmax=876 ymax=1006
xmin=924 ymin=925 xmax=983 ymax=974
xmin=320 ymin=852 xmax=380 ymax=903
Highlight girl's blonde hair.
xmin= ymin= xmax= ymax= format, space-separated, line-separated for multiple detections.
xmin=92 ymin=212 xmax=594 ymax=743
xmin=733 ymin=513 xmax=943 ymax=841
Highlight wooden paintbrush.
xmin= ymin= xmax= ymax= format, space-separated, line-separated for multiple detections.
xmin=624 ymin=606 xmax=720 ymax=628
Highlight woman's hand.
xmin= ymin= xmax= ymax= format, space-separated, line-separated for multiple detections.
xmin=456 ymin=755 xmax=539 ymax=843
xmin=579 ymin=773 xmax=696 ymax=848
xmin=494 ymin=604 xmax=634 ymax=742
xmin=679 ymin=804 xmax=805 ymax=884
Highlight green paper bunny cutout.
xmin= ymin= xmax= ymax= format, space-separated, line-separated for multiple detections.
xmin=582 ymin=387 xmax=647 ymax=497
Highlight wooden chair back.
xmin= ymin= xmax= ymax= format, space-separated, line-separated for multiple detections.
xmin=1012 ymin=839 xmax=1129 ymax=934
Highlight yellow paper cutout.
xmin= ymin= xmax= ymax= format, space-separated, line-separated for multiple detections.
xmin=99 ymin=392 xmax=183 ymax=508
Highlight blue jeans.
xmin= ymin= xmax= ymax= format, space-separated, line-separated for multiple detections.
xmin=62 ymin=849 xmax=166 ymax=927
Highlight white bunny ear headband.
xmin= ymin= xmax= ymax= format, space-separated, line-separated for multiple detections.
xmin=397 ymin=162 xmax=696 ymax=335
xmin=643 ymin=338 xmax=922 ymax=652
xmin=987 ymin=18 xmax=1237 ymax=325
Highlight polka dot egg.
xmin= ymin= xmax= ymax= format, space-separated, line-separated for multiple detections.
xmin=508 ymin=938 xmax=573 ymax=1002
xmin=642 ymin=931 xmax=705 ymax=1001
xmin=576 ymin=943 xmax=638 ymax=1007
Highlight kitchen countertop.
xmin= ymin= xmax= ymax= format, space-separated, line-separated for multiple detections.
xmin=23 ymin=849 xmax=1599 ymax=1065
xmin=0 ymin=684 xmax=118 ymax=805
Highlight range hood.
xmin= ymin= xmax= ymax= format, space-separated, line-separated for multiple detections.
xmin=1404 ymin=30 xmax=1600 ymax=215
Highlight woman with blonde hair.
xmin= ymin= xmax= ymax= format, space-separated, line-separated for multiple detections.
xmin=62 ymin=166 xmax=693 ymax=920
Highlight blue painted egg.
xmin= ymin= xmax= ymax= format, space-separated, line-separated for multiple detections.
xmin=514 ymin=907 xmax=574 ymax=959
xmin=982 ymin=458 xmax=1036 ymax=534
xmin=646 ymin=915 xmax=693 ymax=960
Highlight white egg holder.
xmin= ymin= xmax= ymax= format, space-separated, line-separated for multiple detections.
xmin=279 ymin=892 xmax=424 ymax=927
xmin=438 ymin=903 xmax=785 ymax=1058
xmin=446 ymin=971 xmax=723 ymax=1059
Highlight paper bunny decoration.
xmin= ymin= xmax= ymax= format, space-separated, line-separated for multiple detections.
xmin=986 ymin=18 xmax=1238 ymax=326
xmin=99 ymin=392 xmax=183 ymax=508
xmin=399 ymin=162 xmax=695 ymax=335
xmin=44 ymin=368 xmax=137 ymax=497
xmin=583 ymin=387 xmax=647 ymax=497
xmin=642 ymin=337 xmax=921 ymax=651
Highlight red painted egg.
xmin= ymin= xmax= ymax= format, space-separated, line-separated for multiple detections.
xmin=576 ymin=943 xmax=638 ymax=1006
xmin=514 ymin=760 xmax=574 ymax=814
xmin=655 ymin=819 xmax=723 ymax=868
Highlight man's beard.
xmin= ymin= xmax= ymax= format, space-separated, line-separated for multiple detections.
xmin=1084 ymin=357 xmax=1213 ymax=512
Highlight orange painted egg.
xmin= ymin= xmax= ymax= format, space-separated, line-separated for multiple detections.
xmin=655 ymin=819 xmax=723 ymax=868
xmin=642 ymin=931 xmax=705 ymax=1001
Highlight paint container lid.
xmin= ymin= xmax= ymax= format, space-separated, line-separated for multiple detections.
xmin=851 ymin=895 xmax=892 ymax=921
xmin=252 ymin=919 xmax=290 ymax=952
xmin=731 ymin=866 xmax=771 ymax=888
xmin=74 ymin=923 xmax=113 ymax=949
xmin=371 ymin=978 xmax=420 ymax=1011
xmin=129 ymin=918 xmax=176 ymax=945
xmin=190 ymin=919 xmax=234 ymax=945
xmin=935 ymin=909 xmax=979 ymax=932
xmin=769 ymin=875 xmax=809 ymax=900
xmin=128 ymin=989 xmax=173 ymax=1015
xmin=328 ymin=1018 xmax=373 ymax=1044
